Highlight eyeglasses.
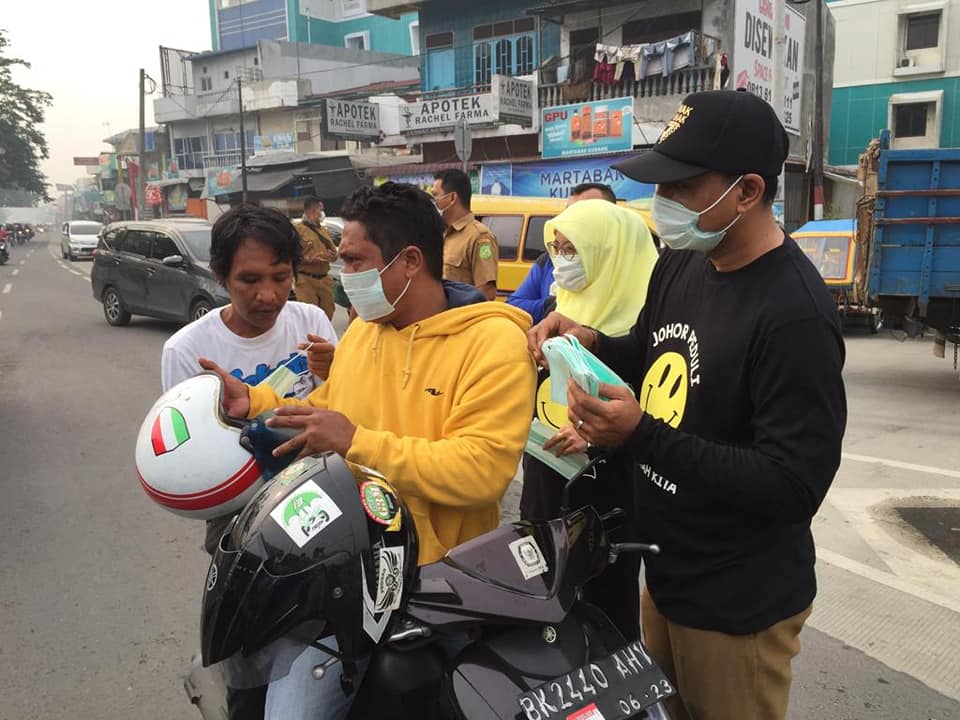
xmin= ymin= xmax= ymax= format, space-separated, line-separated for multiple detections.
xmin=548 ymin=241 xmax=578 ymax=260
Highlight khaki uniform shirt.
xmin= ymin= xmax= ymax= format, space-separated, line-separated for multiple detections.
xmin=443 ymin=213 xmax=499 ymax=288
xmin=296 ymin=221 xmax=336 ymax=276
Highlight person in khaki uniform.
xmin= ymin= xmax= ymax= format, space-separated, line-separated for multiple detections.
xmin=294 ymin=197 xmax=337 ymax=319
xmin=432 ymin=169 xmax=498 ymax=300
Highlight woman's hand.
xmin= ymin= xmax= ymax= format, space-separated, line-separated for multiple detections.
xmin=542 ymin=425 xmax=589 ymax=457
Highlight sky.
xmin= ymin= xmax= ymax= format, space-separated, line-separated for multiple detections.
xmin=4 ymin=0 xmax=212 ymax=187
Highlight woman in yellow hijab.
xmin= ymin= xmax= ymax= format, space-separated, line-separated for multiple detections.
xmin=546 ymin=198 xmax=658 ymax=336
xmin=522 ymin=197 xmax=658 ymax=642
xmin=539 ymin=198 xmax=658 ymax=455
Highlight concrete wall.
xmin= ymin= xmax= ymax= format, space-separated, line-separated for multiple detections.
xmin=257 ymin=40 xmax=420 ymax=94
xmin=830 ymin=0 xmax=960 ymax=86
xmin=190 ymin=48 xmax=258 ymax=97
xmin=827 ymin=0 xmax=960 ymax=165
xmin=417 ymin=0 xmax=561 ymax=91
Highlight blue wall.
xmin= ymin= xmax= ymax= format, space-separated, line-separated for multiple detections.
xmin=218 ymin=0 xmax=288 ymax=51
xmin=287 ymin=1 xmax=417 ymax=54
xmin=418 ymin=0 xmax=560 ymax=91
xmin=830 ymin=78 xmax=960 ymax=166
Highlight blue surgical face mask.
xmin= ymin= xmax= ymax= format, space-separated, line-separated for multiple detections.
xmin=652 ymin=175 xmax=743 ymax=253
xmin=339 ymin=251 xmax=411 ymax=322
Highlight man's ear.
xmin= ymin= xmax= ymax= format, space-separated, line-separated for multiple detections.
xmin=402 ymin=246 xmax=424 ymax=277
xmin=737 ymin=174 xmax=767 ymax=212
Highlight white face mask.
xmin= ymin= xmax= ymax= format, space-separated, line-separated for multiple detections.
xmin=552 ymin=254 xmax=588 ymax=292
xmin=339 ymin=252 xmax=412 ymax=322
xmin=652 ymin=175 xmax=743 ymax=253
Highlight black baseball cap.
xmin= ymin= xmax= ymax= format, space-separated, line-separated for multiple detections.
xmin=613 ymin=90 xmax=789 ymax=183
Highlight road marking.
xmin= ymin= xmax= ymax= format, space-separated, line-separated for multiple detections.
xmin=11 ymin=269 xmax=19 ymax=276
xmin=69 ymin=270 xmax=82 ymax=276
xmin=843 ymin=452 xmax=960 ymax=480
xmin=2 ymin=283 xmax=11 ymax=294
xmin=817 ymin=547 xmax=960 ymax=614
xmin=825 ymin=487 xmax=960 ymax=603
xmin=18 ymin=260 xmax=25 ymax=266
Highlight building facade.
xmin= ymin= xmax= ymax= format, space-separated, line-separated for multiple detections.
xmin=828 ymin=0 xmax=960 ymax=166
xmin=210 ymin=0 xmax=419 ymax=54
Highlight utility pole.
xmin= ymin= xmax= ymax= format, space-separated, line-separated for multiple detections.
xmin=137 ymin=67 xmax=147 ymax=220
xmin=237 ymin=72 xmax=249 ymax=205
xmin=812 ymin=0 xmax=825 ymax=219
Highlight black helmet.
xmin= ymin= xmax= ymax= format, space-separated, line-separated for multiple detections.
xmin=201 ymin=453 xmax=418 ymax=668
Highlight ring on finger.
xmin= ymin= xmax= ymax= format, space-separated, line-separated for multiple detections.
xmin=576 ymin=419 xmax=585 ymax=430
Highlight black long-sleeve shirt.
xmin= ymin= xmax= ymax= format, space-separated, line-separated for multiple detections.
xmin=597 ymin=235 xmax=846 ymax=634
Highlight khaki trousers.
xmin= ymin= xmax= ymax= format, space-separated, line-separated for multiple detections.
xmin=295 ymin=275 xmax=335 ymax=320
xmin=641 ymin=590 xmax=811 ymax=720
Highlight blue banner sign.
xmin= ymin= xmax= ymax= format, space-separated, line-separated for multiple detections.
xmin=481 ymin=157 xmax=653 ymax=200
xmin=542 ymin=97 xmax=634 ymax=159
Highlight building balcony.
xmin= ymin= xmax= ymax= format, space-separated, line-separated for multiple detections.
xmin=203 ymin=152 xmax=248 ymax=169
xmin=365 ymin=0 xmax=425 ymax=19
xmin=538 ymin=65 xmax=718 ymax=111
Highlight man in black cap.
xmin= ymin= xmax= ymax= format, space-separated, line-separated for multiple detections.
xmin=528 ymin=90 xmax=846 ymax=720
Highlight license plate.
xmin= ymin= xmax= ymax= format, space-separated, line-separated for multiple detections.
xmin=517 ymin=640 xmax=674 ymax=720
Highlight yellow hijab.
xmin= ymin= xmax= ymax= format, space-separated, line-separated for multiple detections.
xmin=545 ymin=199 xmax=658 ymax=337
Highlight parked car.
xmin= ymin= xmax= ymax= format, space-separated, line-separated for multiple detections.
xmin=61 ymin=221 xmax=104 ymax=260
xmin=91 ymin=219 xmax=229 ymax=327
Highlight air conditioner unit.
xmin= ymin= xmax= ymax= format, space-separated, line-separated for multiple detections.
xmin=898 ymin=56 xmax=916 ymax=68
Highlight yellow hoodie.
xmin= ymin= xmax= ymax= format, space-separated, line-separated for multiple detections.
xmin=247 ymin=293 xmax=537 ymax=565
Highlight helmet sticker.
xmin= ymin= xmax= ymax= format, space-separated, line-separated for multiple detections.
xmin=373 ymin=546 xmax=404 ymax=613
xmin=269 ymin=479 xmax=343 ymax=548
xmin=360 ymin=482 xmax=398 ymax=526
xmin=206 ymin=563 xmax=219 ymax=592
xmin=150 ymin=406 xmax=191 ymax=455
xmin=508 ymin=536 xmax=548 ymax=580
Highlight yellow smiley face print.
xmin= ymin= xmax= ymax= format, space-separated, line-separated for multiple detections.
xmin=640 ymin=352 xmax=688 ymax=428
xmin=535 ymin=376 xmax=569 ymax=430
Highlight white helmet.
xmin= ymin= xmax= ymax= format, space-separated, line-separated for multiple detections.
xmin=135 ymin=373 xmax=263 ymax=520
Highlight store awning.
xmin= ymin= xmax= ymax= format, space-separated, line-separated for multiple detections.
xmin=146 ymin=177 xmax=190 ymax=188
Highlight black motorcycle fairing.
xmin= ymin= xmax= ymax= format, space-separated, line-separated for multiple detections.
xmin=406 ymin=507 xmax=608 ymax=630
xmin=448 ymin=603 xmax=627 ymax=720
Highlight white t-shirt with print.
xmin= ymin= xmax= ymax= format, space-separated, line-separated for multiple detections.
xmin=161 ymin=301 xmax=337 ymax=398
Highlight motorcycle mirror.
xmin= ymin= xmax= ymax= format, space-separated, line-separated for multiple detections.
xmin=559 ymin=451 xmax=609 ymax=515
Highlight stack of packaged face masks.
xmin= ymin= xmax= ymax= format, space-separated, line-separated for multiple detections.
xmin=524 ymin=335 xmax=633 ymax=479
xmin=540 ymin=334 xmax=633 ymax=403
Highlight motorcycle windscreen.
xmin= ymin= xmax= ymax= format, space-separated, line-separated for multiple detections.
xmin=443 ymin=508 xmax=605 ymax=594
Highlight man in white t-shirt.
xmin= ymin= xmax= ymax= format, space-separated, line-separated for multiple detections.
xmin=160 ymin=204 xmax=337 ymax=720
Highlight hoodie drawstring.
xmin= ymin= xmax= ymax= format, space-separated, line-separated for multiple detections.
xmin=401 ymin=324 xmax=420 ymax=389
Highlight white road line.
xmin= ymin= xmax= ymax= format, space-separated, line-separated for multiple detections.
xmin=18 ymin=260 xmax=25 ymax=266
xmin=817 ymin=546 xmax=960 ymax=615
xmin=69 ymin=270 xmax=82 ymax=276
xmin=11 ymin=268 xmax=19 ymax=276
xmin=2 ymin=283 xmax=11 ymax=294
xmin=843 ymin=452 xmax=960 ymax=480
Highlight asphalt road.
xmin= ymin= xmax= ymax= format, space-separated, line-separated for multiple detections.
xmin=0 ymin=235 xmax=958 ymax=719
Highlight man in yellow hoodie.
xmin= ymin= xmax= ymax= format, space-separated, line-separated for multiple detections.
xmin=201 ymin=182 xmax=536 ymax=720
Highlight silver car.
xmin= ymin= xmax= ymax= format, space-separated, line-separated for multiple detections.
xmin=61 ymin=221 xmax=104 ymax=261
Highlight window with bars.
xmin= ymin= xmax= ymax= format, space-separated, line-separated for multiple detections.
xmin=472 ymin=18 xmax=537 ymax=86
xmin=173 ymin=136 xmax=208 ymax=171
xmin=893 ymin=103 xmax=928 ymax=137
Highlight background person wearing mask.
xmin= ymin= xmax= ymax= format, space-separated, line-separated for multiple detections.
xmin=520 ymin=198 xmax=658 ymax=641
xmin=530 ymin=90 xmax=846 ymax=720
xmin=201 ymin=182 xmax=536 ymax=720
xmin=294 ymin=196 xmax=338 ymax=320
xmin=506 ymin=182 xmax=616 ymax=324
xmin=432 ymin=169 xmax=499 ymax=300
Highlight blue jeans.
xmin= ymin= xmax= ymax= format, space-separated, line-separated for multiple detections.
xmin=265 ymin=640 xmax=368 ymax=720
xmin=266 ymin=634 xmax=470 ymax=720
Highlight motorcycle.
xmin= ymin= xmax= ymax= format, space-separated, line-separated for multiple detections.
xmin=186 ymin=419 xmax=673 ymax=720
xmin=0 ymin=238 xmax=8 ymax=265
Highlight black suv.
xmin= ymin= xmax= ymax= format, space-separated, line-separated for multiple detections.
xmin=91 ymin=219 xmax=229 ymax=326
